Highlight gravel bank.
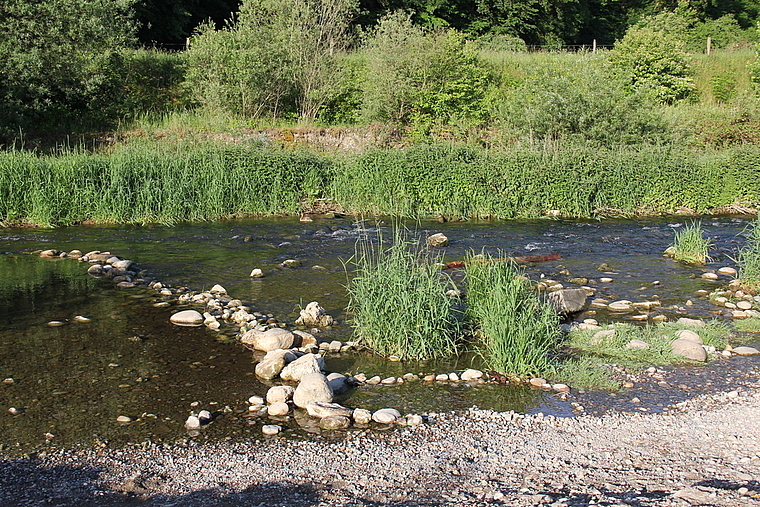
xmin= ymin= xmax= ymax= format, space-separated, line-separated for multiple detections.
xmin=2 ymin=388 xmax=759 ymax=507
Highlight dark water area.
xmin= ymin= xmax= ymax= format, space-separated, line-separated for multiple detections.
xmin=0 ymin=216 xmax=758 ymax=454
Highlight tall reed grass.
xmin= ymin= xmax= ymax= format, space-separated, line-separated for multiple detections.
xmin=737 ymin=218 xmax=760 ymax=291
xmin=3 ymin=140 xmax=760 ymax=226
xmin=345 ymin=228 xmax=460 ymax=360
xmin=464 ymin=252 xmax=560 ymax=376
xmin=667 ymin=221 xmax=712 ymax=265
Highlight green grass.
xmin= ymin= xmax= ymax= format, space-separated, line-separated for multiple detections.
xmin=345 ymin=228 xmax=461 ymax=360
xmin=737 ymin=218 xmax=760 ymax=291
xmin=464 ymin=251 xmax=560 ymax=377
xmin=552 ymin=357 xmax=622 ymax=391
xmin=667 ymin=221 xmax=712 ymax=265
xmin=734 ymin=316 xmax=760 ymax=333
xmin=567 ymin=320 xmax=730 ymax=371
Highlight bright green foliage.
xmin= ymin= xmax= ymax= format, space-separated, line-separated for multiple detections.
xmin=668 ymin=221 xmax=712 ymax=264
xmin=609 ymin=25 xmax=696 ymax=103
xmin=0 ymin=0 xmax=136 ymax=142
xmin=496 ymin=53 xmax=669 ymax=145
xmin=346 ymin=229 xmax=460 ymax=360
xmin=360 ymin=12 xmax=491 ymax=135
xmin=186 ymin=0 xmax=358 ymax=121
xmin=465 ymin=252 xmax=559 ymax=377
xmin=737 ymin=218 xmax=760 ymax=290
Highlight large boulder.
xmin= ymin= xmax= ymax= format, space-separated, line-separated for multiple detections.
xmin=671 ymin=339 xmax=707 ymax=362
xmin=280 ymin=353 xmax=323 ymax=382
xmin=241 ymin=328 xmax=295 ymax=352
xmin=293 ymin=372 xmax=333 ymax=408
xmin=547 ymin=288 xmax=588 ymax=314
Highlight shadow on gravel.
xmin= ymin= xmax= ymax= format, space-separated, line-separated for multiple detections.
xmin=0 ymin=456 xmax=320 ymax=506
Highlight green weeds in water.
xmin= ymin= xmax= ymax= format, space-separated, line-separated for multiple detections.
xmin=668 ymin=221 xmax=712 ymax=265
xmin=567 ymin=321 xmax=729 ymax=371
xmin=552 ymin=357 xmax=621 ymax=391
xmin=737 ymin=218 xmax=760 ymax=291
xmin=464 ymin=252 xmax=560 ymax=377
xmin=345 ymin=228 xmax=460 ymax=360
xmin=734 ymin=316 xmax=760 ymax=333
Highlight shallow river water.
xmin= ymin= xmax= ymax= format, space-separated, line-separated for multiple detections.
xmin=0 ymin=216 xmax=757 ymax=454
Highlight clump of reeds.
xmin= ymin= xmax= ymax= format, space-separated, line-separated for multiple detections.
xmin=666 ymin=221 xmax=712 ymax=265
xmin=464 ymin=251 xmax=560 ymax=377
xmin=737 ymin=218 xmax=760 ymax=291
xmin=345 ymin=228 xmax=460 ymax=360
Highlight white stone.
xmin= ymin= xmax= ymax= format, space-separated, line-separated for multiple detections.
xmin=250 ymin=268 xmax=265 ymax=278
xmin=255 ymin=349 xmax=289 ymax=380
xmin=248 ymin=395 xmax=265 ymax=405
xmin=266 ymin=385 xmax=295 ymax=404
xmin=435 ymin=374 xmax=449 ymax=381
xmin=737 ymin=300 xmax=753 ymax=310
xmin=733 ymin=346 xmax=760 ymax=356
xmin=701 ymin=272 xmax=719 ymax=280
xmin=267 ymin=401 xmax=290 ymax=416
xmin=170 ymin=310 xmax=204 ymax=326
xmin=671 ymin=338 xmax=707 ymax=361
xmin=372 ymin=408 xmax=401 ymax=424
xmin=294 ymin=301 xmax=334 ymax=327
xmin=241 ymin=328 xmax=295 ymax=352
xmin=262 ymin=424 xmax=281 ymax=435
xmin=280 ymin=353 xmax=322 ymax=382
xmin=448 ymin=372 xmax=459 ymax=381
xmin=73 ymin=315 xmax=91 ymax=322
xmin=352 ymin=408 xmax=372 ymax=424
xmin=293 ymin=372 xmax=333 ymax=408
xmin=599 ymin=277 xmax=613 ymax=283
xmin=185 ymin=416 xmax=201 ymax=430
xmin=305 ymin=402 xmax=353 ymax=419
xmin=608 ymin=300 xmax=632 ymax=312
xmin=460 ymin=369 xmax=483 ymax=381
xmin=209 ymin=284 xmax=227 ymax=294
xmin=718 ymin=266 xmax=737 ymax=275
xmin=116 ymin=415 xmax=132 ymax=423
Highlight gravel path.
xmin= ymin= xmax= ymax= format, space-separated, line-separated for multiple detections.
xmin=2 ymin=387 xmax=759 ymax=507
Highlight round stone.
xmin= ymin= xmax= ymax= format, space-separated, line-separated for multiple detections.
xmin=675 ymin=329 xmax=703 ymax=344
xmin=170 ymin=310 xmax=204 ymax=327
xmin=267 ymin=401 xmax=290 ymax=416
xmin=262 ymin=424 xmax=281 ymax=435
xmin=116 ymin=415 xmax=132 ymax=424
xmin=372 ymin=408 xmax=401 ymax=424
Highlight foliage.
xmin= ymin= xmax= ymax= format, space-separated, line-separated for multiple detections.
xmin=668 ymin=221 xmax=712 ymax=264
xmin=185 ymin=0 xmax=357 ymax=122
xmin=609 ymin=25 xmax=696 ymax=103
xmin=345 ymin=228 xmax=460 ymax=360
xmin=359 ymin=12 xmax=491 ymax=136
xmin=464 ymin=252 xmax=559 ymax=377
xmin=0 ymin=0 xmax=136 ymax=143
xmin=133 ymin=0 xmax=240 ymax=45
xmin=734 ymin=316 xmax=760 ymax=332
xmin=552 ymin=357 xmax=621 ymax=390
xmin=737 ymin=218 xmax=760 ymax=290
xmin=495 ymin=53 xmax=669 ymax=145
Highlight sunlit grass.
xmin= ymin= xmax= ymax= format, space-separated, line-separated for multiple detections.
xmin=667 ymin=221 xmax=712 ymax=265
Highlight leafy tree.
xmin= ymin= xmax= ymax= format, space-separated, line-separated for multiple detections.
xmin=609 ymin=25 xmax=695 ymax=103
xmin=0 ymin=0 xmax=136 ymax=143
xmin=133 ymin=0 xmax=241 ymax=45
xmin=360 ymin=12 xmax=491 ymax=135
xmin=186 ymin=0 xmax=357 ymax=121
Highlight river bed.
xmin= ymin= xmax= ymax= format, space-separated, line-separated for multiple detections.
xmin=0 ymin=216 xmax=757 ymax=454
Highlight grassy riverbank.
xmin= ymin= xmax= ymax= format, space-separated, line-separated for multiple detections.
xmin=2 ymin=141 xmax=759 ymax=227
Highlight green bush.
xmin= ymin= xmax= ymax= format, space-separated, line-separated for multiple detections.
xmin=346 ymin=229 xmax=460 ymax=360
xmin=360 ymin=12 xmax=491 ymax=136
xmin=465 ymin=252 xmax=559 ymax=377
xmin=609 ymin=25 xmax=695 ymax=104
xmin=667 ymin=221 xmax=712 ymax=265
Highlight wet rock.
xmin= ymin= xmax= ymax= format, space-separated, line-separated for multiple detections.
xmin=209 ymin=284 xmax=227 ymax=294
xmin=372 ymin=408 xmax=401 ymax=424
xmin=319 ymin=415 xmax=351 ymax=430
xmin=249 ymin=268 xmax=265 ymax=278
xmin=295 ymin=302 xmax=334 ymax=327
xmin=671 ymin=338 xmax=707 ymax=361
xmin=116 ymin=415 xmax=132 ymax=424
xmin=266 ymin=385 xmax=295 ymax=404
xmin=292 ymin=329 xmax=318 ymax=347
xmin=718 ymin=266 xmax=738 ymax=275
xmin=111 ymin=259 xmax=134 ymax=270
xmin=280 ymin=353 xmax=323 ymax=382
xmin=293 ymin=372 xmax=333 ymax=408
xmin=185 ymin=416 xmax=201 ymax=430
xmin=607 ymin=300 xmax=633 ymax=312
xmin=306 ymin=402 xmax=353 ymax=419
xmin=702 ymin=272 xmax=719 ymax=280
xmin=547 ymin=288 xmax=588 ymax=314
xmin=47 ymin=320 xmax=65 ymax=327
xmin=87 ymin=264 xmax=105 ymax=276
xmin=529 ymin=378 xmax=548 ymax=387
xmin=733 ymin=346 xmax=760 ymax=356
xmin=170 ymin=310 xmax=204 ymax=327
xmin=737 ymin=300 xmax=754 ymax=310
xmin=240 ymin=328 xmax=295 ymax=352
xmin=280 ymin=259 xmax=301 ymax=268
xmin=426 ymin=233 xmax=449 ymax=247
xmin=675 ymin=329 xmax=703 ymax=344
xmin=255 ymin=350 xmax=289 ymax=380
xmin=327 ymin=373 xmax=349 ymax=395
xmin=248 ymin=395 xmax=265 ymax=405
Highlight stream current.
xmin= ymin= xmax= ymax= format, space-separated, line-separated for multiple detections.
xmin=0 ymin=216 xmax=758 ymax=454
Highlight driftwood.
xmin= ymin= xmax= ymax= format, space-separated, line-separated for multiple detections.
xmin=442 ymin=254 xmax=562 ymax=270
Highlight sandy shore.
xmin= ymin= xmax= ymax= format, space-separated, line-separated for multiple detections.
xmin=1 ymin=386 xmax=759 ymax=507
